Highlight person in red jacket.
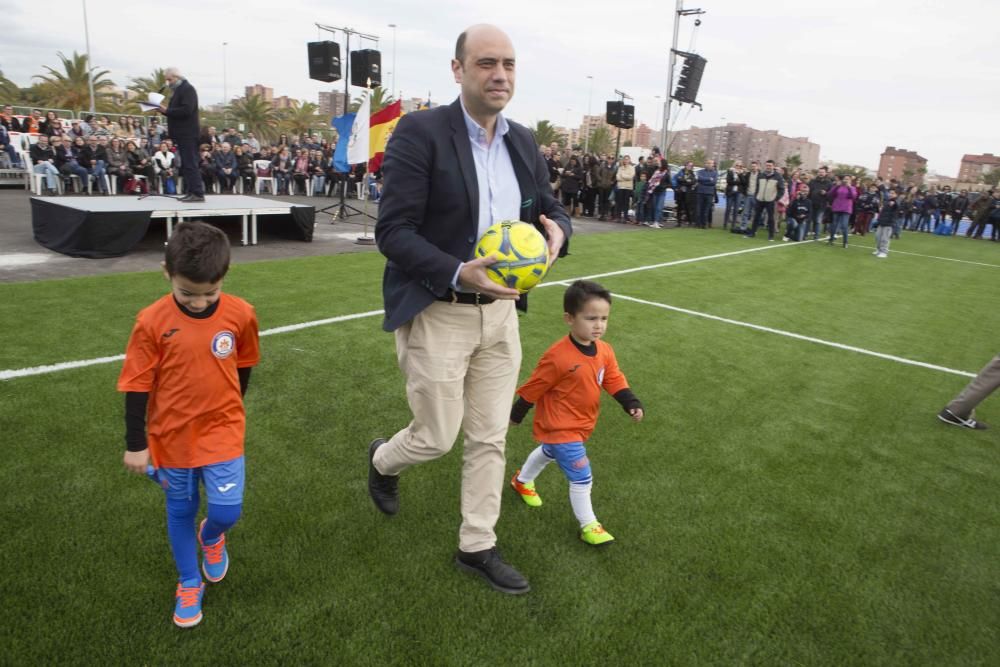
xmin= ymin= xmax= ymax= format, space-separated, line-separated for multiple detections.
xmin=509 ymin=280 xmax=644 ymax=546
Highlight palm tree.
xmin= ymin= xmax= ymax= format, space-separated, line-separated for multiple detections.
xmin=32 ymin=51 xmax=116 ymax=111
xmin=785 ymin=153 xmax=803 ymax=171
xmin=349 ymin=86 xmax=395 ymax=114
xmin=227 ymin=94 xmax=280 ymax=141
xmin=279 ymin=101 xmax=323 ymax=137
xmin=530 ymin=120 xmax=561 ymax=148
xmin=0 ymin=69 xmax=21 ymax=103
xmin=587 ymin=126 xmax=613 ymax=155
xmin=689 ymin=148 xmax=707 ymax=166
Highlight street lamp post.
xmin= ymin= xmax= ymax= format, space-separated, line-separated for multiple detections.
xmin=82 ymin=0 xmax=96 ymax=113
xmin=584 ymin=75 xmax=593 ymax=154
xmin=387 ymin=24 xmax=397 ymax=97
xmin=223 ymin=42 xmax=229 ymax=121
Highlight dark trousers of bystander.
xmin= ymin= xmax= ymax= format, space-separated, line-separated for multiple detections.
xmin=749 ymin=200 xmax=776 ymax=240
xmin=853 ymin=212 xmax=873 ymax=236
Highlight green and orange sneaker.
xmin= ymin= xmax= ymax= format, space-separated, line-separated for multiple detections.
xmin=510 ymin=471 xmax=542 ymax=507
xmin=580 ymin=521 xmax=615 ymax=546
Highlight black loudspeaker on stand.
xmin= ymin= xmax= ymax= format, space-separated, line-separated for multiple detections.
xmin=308 ymin=41 xmax=342 ymax=82
xmin=350 ymin=50 xmax=381 ymax=87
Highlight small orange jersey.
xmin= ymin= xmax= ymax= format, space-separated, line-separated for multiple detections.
xmin=517 ymin=336 xmax=629 ymax=444
xmin=117 ymin=293 xmax=260 ymax=468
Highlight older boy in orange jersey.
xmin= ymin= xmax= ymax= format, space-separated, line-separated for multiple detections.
xmin=118 ymin=221 xmax=259 ymax=627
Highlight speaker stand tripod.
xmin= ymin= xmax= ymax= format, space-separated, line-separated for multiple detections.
xmin=317 ymin=173 xmax=376 ymax=245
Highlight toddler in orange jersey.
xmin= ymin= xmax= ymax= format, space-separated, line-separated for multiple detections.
xmin=509 ymin=280 xmax=644 ymax=546
xmin=117 ymin=221 xmax=259 ymax=627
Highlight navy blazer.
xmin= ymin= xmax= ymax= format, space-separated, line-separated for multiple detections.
xmin=163 ymin=79 xmax=200 ymax=140
xmin=375 ymin=98 xmax=572 ymax=332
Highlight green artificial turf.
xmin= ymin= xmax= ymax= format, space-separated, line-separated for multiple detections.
xmin=1 ymin=228 xmax=998 ymax=664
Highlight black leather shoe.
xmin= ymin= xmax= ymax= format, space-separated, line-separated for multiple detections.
xmin=180 ymin=194 xmax=205 ymax=203
xmin=455 ymin=547 xmax=530 ymax=595
xmin=368 ymin=438 xmax=399 ymax=515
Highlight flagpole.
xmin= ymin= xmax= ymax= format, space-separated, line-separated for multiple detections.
xmin=356 ymin=77 xmax=376 ymax=245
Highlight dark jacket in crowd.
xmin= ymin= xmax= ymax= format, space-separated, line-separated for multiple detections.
xmin=163 ymin=79 xmax=200 ymax=140
xmin=674 ymin=168 xmax=696 ymax=193
xmin=879 ymin=198 xmax=900 ymax=226
xmin=695 ymin=167 xmax=719 ymax=196
xmin=560 ymin=165 xmax=584 ymax=194
xmin=808 ymin=176 xmax=833 ymax=209
xmin=30 ymin=142 xmax=56 ymax=164
xmin=725 ymin=168 xmax=741 ymax=195
xmin=922 ymin=193 xmax=939 ymax=212
xmin=787 ymin=196 xmax=812 ymax=221
xmin=857 ymin=192 xmax=881 ymax=213
xmin=1 ymin=114 xmax=22 ymax=132
xmin=951 ymin=195 xmax=969 ymax=217
xmin=78 ymin=145 xmax=106 ymax=170
xmin=595 ymin=161 xmax=615 ymax=189
xmin=214 ymin=150 xmax=237 ymax=172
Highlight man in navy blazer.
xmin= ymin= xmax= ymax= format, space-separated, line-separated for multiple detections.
xmin=158 ymin=67 xmax=205 ymax=202
xmin=369 ymin=24 xmax=571 ymax=595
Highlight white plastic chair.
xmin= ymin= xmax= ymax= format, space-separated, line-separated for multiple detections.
xmin=254 ymin=160 xmax=276 ymax=195
xmin=26 ymin=157 xmax=63 ymax=195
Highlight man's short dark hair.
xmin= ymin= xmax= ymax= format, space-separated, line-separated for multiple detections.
xmin=765 ymin=159 xmax=775 ymax=165
xmin=164 ymin=221 xmax=230 ymax=283
xmin=564 ymin=280 xmax=611 ymax=315
xmin=455 ymin=31 xmax=468 ymax=63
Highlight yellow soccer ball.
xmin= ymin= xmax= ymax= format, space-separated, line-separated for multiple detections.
xmin=474 ymin=221 xmax=550 ymax=293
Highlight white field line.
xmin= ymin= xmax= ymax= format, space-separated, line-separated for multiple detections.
xmin=0 ymin=242 xmax=804 ymax=381
xmin=847 ymin=242 xmax=1000 ymax=268
xmin=611 ymin=292 xmax=976 ymax=378
xmin=0 ymin=238 xmax=978 ymax=380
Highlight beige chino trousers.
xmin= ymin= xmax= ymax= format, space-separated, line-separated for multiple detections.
xmin=373 ymin=299 xmax=521 ymax=552
xmin=947 ymin=353 xmax=1000 ymax=418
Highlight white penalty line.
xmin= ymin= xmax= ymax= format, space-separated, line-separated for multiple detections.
xmin=847 ymin=242 xmax=1000 ymax=268
xmin=1 ymin=242 xmax=806 ymax=382
xmin=611 ymin=292 xmax=975 ymax=378
xmin=0 ymin=310 xmax=386 ymax=381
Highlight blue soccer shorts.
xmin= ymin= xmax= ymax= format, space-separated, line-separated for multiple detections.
xmin=153 ymin=455 xmax=245 ymax=506
xmin=541 ymin=441 xmax=592 ymax=484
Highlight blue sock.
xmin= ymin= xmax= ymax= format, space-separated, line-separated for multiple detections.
xmin=165 ymin=494 xmax=200 ymax=584
xmin=201 ymin=503 xmax=242 ymax=544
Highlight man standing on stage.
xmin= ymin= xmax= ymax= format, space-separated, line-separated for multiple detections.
xmin=158 ymin=68 xmax=205 ymax=202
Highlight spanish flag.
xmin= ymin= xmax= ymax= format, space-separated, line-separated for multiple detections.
xmin=368 ymin=100 xmax=403 ymax=172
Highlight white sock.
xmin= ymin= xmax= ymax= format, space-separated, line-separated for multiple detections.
xmin=569 ymin=481 xmax=596 ymax=527
xmin=517 ymin=446 xmax=553 ymax=483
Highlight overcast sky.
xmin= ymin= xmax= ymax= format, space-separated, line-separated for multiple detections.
xmin=4 ymin=0 xmax=997 ymax=175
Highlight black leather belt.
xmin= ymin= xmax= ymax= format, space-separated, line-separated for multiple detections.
xmin=437 ymin=290 xmax=496 ymax=305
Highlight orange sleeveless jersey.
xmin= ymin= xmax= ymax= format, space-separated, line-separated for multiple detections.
xmin=517 ymin=336 xmax=629 ymax=444
xmin=117 ymin=293 xmax=260 ymax=468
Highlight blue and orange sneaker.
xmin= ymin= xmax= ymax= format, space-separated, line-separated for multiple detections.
xmin=198 ymin=519 xmax=229 ymax=583
xmin=173 ymin=579 xmax=205 ymax=628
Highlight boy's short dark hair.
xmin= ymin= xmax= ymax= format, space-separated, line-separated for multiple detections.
xmin=564 ymin=280 xmax=611 ymax=315
xmin=164 ymin=221 xmax=230 ymax=283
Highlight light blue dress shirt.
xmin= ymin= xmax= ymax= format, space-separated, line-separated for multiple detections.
xmin=453 ymin=98 xmax=522 ymax=290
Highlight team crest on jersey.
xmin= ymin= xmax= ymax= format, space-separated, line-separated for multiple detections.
xmin=597 ymin=367 xmax=605 ymax=385
xmin=211 ymin=330 xmax=236 ymax=359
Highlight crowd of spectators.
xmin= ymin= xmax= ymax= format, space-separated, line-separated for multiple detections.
xmin=1 ymin=106 xmax=372 ymax=198
xmin=541 ymin=141 xmax=999 ymax=242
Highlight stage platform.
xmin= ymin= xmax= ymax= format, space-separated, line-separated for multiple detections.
xmin=30 ymin=194 xmax=315 ymax=258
